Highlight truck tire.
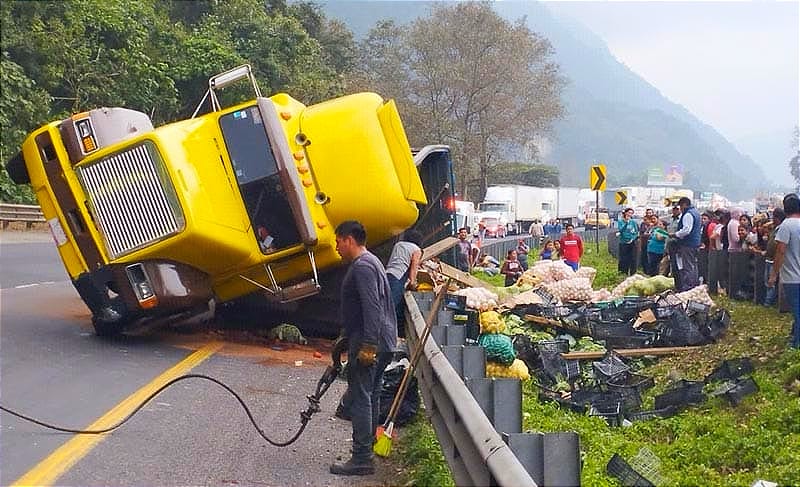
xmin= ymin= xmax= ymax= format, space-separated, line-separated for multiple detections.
xmin=92 ymin=316 xmax=125 ymax=337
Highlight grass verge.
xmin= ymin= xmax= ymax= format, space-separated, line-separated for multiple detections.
xmin=395 ymin=247 xmax=800 ymax=486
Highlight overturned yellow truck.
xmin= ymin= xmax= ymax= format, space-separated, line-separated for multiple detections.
xmin=7 ymin=65 xmax=454 ymax=335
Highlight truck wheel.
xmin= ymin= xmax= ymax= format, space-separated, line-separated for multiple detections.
xmin=92 ymin=316 xmax=124 ymax=336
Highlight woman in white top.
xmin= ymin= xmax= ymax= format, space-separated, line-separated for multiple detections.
xmin=385 ymin=230 xmax=424 ymax=334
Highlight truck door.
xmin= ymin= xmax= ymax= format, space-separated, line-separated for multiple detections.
xmin=219 ymin=106 xmax=303 ymax=254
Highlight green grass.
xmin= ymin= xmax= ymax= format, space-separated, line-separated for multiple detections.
xmin=396 ymin=248 xmax=800 ymax=486
xmin=393 ymin=413 xmax=454 ymax=487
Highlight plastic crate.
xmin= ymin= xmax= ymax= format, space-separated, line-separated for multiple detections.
xmin=654 ymin=380 xmax=706 ymax=410
xmin=705 ymin=357 xmax=754 ymax=383
xmin=722 ymin=376 xmax=759 ymax=406
xmin=601 ymin=306 xmax=636 ymax=322
xmin=535 ymin=339 xmax=570 ymax=354
xmin=621 ymin=296 xmax=656 ymax=312
xmin=563 ymin=359 xmax=581 ymax=382
xmin=625 ymin=406 xmax=679 ymax=422
xmin=686 ymin=300 xmax=711 ymax=315
xmin=443 ymin=294 xmax=467 ymax=310
xmin=533 ymin=287 xmax=555 ymax=305
xmin=607 ymin=373 xmax=656 ymax=396
xmin=713 ymin=309 xmax=731 ymax=327
xmin=655 ymin=310 xmax=706 ymax=346
xmin=591 ymin=319 xmax=636 ymax=339
xmin=593 ymin=351 xmax=631 ymax=383
xmin=628 ymin=448 xmax=665 ymax=486
xmin=539 ymin=349 xmax=581 ymax=384
xmin=606 ymin=454 xmax=656 ymax=487
xmin=557 ymin=316 xmax=593 ymax=337
xmin=589 ymin=400 xmax=624 ymax=427
xmin=605 ymin=331 xmax=657 ymax=349
xmin=653 ymin=304 xmax=681 ymax=320
xmin=537 ymin=391 xmax=588 ymax=414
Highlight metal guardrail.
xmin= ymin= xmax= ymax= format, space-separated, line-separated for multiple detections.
xmin=403 ymin=291 xmax=581 ymax=486
xmin=476 ymin=228 xmax=614 ymax=263
xmin=0 ymin=203 xmax=45 ymax=229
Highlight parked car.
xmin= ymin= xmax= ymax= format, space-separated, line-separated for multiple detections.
xmin=480 ymin=217 xmax=507 ymax=238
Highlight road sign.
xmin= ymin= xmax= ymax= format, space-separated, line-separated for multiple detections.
xmin=615 ymin=190 xmax=627 ymax=206
xmin=590 ymin=165 xmax=606 ymax=191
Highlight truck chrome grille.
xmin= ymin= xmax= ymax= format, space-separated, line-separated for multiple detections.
xmin=77 ymin=142 xmax=183 ymax=259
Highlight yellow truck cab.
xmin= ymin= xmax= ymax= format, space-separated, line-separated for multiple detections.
xmin=7 ymin=65 xmax=433 ymax=335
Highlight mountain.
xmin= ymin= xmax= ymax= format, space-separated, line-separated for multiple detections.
xmin=320 ymin=0 xmax=767 ymax=200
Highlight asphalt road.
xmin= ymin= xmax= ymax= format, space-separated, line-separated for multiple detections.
xmin=0 ymin=233 xmax=395 ymax=486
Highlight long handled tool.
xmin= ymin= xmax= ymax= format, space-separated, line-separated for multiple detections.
xmin=374 ymin=280 xmax=451 ymax=457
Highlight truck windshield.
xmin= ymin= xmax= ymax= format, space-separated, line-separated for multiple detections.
xmin=479 ymin=203 xmax=507 ymax=212
xmin=219 ymin=105 xmax=300 ymax=253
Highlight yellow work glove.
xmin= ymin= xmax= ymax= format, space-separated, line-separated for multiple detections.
xmin=356 ymin=342 xmax=378 ymax=367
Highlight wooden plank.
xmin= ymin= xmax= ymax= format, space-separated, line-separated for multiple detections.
xmin=438 ymin=261 xmax=496 ymax=290
xmin=523 ymin=314 xmax=561 ymax=327
xmin=422 ymin=236 xmax=459 ymax=260
xmin=561 ymin=346 xmax=702 ymax=360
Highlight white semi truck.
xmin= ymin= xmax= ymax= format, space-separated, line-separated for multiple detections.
xmin=478 ymin=185 xmax=583 ymax=234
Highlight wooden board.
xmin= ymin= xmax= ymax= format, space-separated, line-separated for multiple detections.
xmin=561 ymin=346 xmax=702 ymax=360
xmin=523 ymin=314 xmax=561 ymax=327
xmin=422 ymin=236 xmax=459 ymax=260
xmin=438 ymin=261 xmax=496 ymax=290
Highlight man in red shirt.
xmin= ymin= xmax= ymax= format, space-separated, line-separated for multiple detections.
xmin=557 ymin=223 xmax=583 ymax=271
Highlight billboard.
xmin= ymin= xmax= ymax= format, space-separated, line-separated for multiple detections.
xmin=647 ymin=163 xmax=683 ymax=186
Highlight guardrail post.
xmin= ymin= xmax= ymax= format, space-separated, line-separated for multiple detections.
xmin=503 ymin=432 xmax=581 ymax=487
xmin=406 ymin=290 xmax=537 ymax=487
xmin=465 ymin=378 xmax=522 ymax=435
xmin=446 ymin=325 xmax=466 ymax=346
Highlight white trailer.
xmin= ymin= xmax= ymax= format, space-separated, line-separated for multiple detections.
xmin=479 ymin=185 xmax=560 ymax=234
xmin=555 ymin=187 xmax=582 ymax=226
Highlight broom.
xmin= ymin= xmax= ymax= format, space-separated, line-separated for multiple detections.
xmin=374 ymin=281 xmax=451 ymax=457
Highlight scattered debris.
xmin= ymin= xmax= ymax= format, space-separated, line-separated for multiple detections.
xmin=266 ymin=323 xmax=308 ymax=345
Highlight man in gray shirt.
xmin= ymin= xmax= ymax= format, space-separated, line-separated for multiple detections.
xmin=331 ymin=220 xmax=398 ymax=475
xmin=769 ymin=194 xmax=800 ymax=349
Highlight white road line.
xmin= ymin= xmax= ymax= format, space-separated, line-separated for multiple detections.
xmin=1 ymin=281 xmax=67 ymax=291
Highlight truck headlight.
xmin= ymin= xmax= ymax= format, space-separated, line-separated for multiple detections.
xmin=126 ymin=263 xmax=158 ymax=309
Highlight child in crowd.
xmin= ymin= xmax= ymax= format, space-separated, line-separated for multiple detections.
xmin=516 ymin=239 xmax=530 ymax=271
xmin=500 ymin=249 xmax=524 ymax=286
xmin=539 ymin=239 xmax=557 ymax=260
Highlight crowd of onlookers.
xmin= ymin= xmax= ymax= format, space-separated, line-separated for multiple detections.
xmin=454 ymin=193 xmax=800 ymax=350
xmin=615 ymin=194 xmax=799 ymax=350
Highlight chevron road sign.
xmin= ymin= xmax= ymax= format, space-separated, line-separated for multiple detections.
xmin=590 ymin=165 xmax=606 ymax=191
xmin=615 ymin=191 xmax=628 ymax=205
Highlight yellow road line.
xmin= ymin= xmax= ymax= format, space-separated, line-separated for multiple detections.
xmin=12 ymin=341 xmax=223 ymax=487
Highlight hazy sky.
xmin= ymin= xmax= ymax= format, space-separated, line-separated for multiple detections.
xmin=544 ymin=0 xmax=799 ymax=185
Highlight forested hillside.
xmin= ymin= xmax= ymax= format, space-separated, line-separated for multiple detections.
xmin=322 ymin=1 xmax=767 ymax=199
xmin=0 ymin=0 xmax=354 ymax=202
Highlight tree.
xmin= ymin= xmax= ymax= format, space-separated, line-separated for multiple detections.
xmin=351 ymin=2 xmax=564 ymax=201
xmin=489 ymin=162 xmax=559 ymax=188
xmin=790 ymin=126 xmax=800 ymax=192
xmin=0 ymin=54 xmax=50 ymax=203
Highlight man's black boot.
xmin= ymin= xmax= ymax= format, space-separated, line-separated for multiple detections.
xmin=334 ymin=404 xmax=351 ymax=421
xmin=329 ymin=457 xmax=375 ymax=476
